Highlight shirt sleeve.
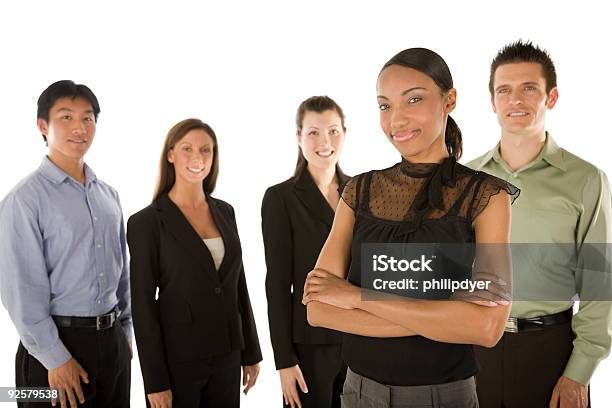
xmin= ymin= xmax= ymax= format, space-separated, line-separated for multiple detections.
xmin=261 ymin=187 xmax=298 ymax=369
xmin=451 ymin=174 xmax=517 ymax=304
xmin=0 ymin=193 xmax=72 ymax=369
xmin=564 ymin=169 xmax=612 ymax=384
xmin=469 ymin=173 xmax=520 ymax=224
xmin=114 ymin=193 xmax=132 ymax=341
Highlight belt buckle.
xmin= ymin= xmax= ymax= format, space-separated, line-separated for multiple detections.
xmin=505 ymin=317 xmax=518 ymax=333
xmin=96 ymin=311 xmax=116 ymax=330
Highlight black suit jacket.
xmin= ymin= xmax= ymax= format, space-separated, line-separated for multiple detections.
xmin=262 ymin=167 xmax=350 ymax=370
xmin=127 ymin=194 xmax=262 ymax=394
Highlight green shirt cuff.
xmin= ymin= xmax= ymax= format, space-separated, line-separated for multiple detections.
xmin=563 ymin=352 xmax=599 ymax=385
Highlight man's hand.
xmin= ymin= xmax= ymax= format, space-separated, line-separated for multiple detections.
xmin=48 ymin=357 xmax=89 ymax=408
xmin=147 ymin=390 xmax=172 ymax=408
xmin=549 ymin=375 xmax=588 ymax=408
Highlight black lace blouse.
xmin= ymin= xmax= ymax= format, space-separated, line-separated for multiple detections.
xmin=340 ymin=156 xmax=519 ymax=386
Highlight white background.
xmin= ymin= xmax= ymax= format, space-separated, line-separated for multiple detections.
xmin=1 ymin=1 xmax=611 ymax=406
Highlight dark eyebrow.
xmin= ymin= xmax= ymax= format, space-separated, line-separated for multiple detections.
xmin=56 ymin=108 xmax=94 ymax=114
xmin=495 ymin=81 xmax=540 ymax=92
xmin=377 ymin=87 xmax=427 ymax=99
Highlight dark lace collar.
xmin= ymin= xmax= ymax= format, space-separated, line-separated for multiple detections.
xmin=399 ymin=156 xmax=456 ymax=179
xmin=404 ymin=155 xmax=458 ymax=217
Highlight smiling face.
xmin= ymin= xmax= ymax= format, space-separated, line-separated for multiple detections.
xmin=167 ymin=129 xmax=215 ymax=187
xmin=491 ymin=62 xmax=558 ymax=137
xmin=37 ymin=96 xmax=96 ymax=162
xmin=377 ymin=65 xmax=456 ymax=162
xmin=297 ymin=109 xmax=345 ymax=171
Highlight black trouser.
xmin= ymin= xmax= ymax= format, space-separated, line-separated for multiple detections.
xmin=287 ymin=344 xmax=347 ymax=408
xmin=474 ymin=320 xmax=590 ymax=408
xmin=16 ymin=321 xmax=131 ymax=408
xmin=159 ymin=350 xmax=242 ymax=408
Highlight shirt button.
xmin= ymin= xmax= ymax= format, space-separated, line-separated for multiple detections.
xmin=97 ymin=300 xmax=101 ymax=304
xmin=214 ymin=287 xmax=222 ymax=295
xmin=97 ymin=244 xmax=102 ymax=248
xmin=93 ymin=216 xmax=98 ymax=221
xmin=99 ymin=273 xmax=104 ymax=277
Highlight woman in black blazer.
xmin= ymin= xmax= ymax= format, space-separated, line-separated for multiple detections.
xmin=262 ymin=96 xmax=349 ymax=408
xmin=127 ymin=119 xmax=262 ymax=408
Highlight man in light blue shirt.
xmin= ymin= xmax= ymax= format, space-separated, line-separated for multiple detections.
xmin=0 ymin=80 xmax=131 ymax=408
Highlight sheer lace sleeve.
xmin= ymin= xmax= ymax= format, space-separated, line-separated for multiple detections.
xmin=469 ymin=173 xmax=520 ymax=223
xmin=340 ymin=175 xmax=359 ymax=211
xmin=337 ymin=176 xmax=352 ymax=197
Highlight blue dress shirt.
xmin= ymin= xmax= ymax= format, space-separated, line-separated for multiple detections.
xmin=0 ymin=157 xmax=132 ymax=370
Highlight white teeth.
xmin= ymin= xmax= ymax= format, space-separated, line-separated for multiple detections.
xmin=316 ymin=151 xmax=333 ymax=157
xmin=508 ymin=112 xmax=528 ymax=117
xmin=187 ymin=167 xmax=203 ymax=173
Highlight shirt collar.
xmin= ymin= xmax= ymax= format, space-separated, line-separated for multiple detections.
xmin=39 ymin=156 xmax=98 ymax=185
xmin=475 ymin=132 xmax=566 ymax=172
xmin=540 ymin=134 xmax=566 ymax=171
xmin=473 ymin=145 xmax=498 ymax=171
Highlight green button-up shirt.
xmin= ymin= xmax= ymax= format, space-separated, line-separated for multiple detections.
xmin=466 ymin=133 xmax=612 ymax=384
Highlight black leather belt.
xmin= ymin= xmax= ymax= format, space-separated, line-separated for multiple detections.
xmin=52 ymin=308 xmax=119 ymax=331
xmin=505 ymin=308 xmax=572 ymax=333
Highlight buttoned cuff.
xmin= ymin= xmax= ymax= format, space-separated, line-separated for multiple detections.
xmin=32 ymin=340 xmax=72 ymax=370
xmin=563 ymin=352 xmax=598 ymax=385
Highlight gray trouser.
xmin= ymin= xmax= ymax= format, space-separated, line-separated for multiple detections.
xmin=341 ymin=368 xmax=479 ymax=408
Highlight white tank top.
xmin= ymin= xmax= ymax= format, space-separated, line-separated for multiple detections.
xmin=202 ymin=237 xmax=225 ymax=271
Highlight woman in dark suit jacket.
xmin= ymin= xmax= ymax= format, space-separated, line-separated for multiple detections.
xmin=262 ymin=96 xmax=349 ymax=408
xmin=127 ymin=119 xmax=262 ymax=408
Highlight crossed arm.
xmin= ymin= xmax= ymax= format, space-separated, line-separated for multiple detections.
xmin=304 ymin=192 xmax=512 ymax=347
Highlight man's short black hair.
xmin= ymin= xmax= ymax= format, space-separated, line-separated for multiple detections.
xmin=489 ymin=40 xmax=557 ymax=95
xmin=37 ymin=80 xmax=101 ymax=142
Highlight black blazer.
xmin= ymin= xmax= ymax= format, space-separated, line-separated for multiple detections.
xmin=127 ymin=194 xmax=262 ymax=394
xmin=262 ymin=166 xmax=350 ymax=370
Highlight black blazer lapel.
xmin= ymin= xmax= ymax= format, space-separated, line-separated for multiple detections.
xmin=293 ymin=167 xmax=337 ymax=227
xmin=156 ymin=195 xmax=220 ymax=285
xmin=207 ymin=196 xmax=239 ymax=283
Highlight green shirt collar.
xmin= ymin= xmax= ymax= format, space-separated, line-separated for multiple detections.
xmin=475 ymin=132 xmax=567 ymax=172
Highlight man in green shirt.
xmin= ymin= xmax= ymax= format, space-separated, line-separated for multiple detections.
xmin=467 ymin=40 xmax=612 ymax=407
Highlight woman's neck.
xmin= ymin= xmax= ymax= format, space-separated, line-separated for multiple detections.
xmin=168 ymin=181 xmax=207 ymax=209
xmin=402 ymin=135 xmax=449 ymax=164
xmin=306 ymin=163 xmax=337 ymax=189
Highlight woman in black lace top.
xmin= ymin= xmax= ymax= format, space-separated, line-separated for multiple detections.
xmin=303 ymin=48 xmax=519 ymax=407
